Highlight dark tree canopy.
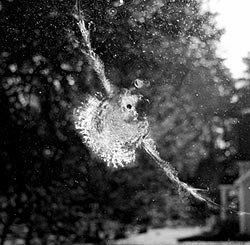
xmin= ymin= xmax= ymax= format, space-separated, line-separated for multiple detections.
xmin=0 ymin=0 xmax=236 ymax=244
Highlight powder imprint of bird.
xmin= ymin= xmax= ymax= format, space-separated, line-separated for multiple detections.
xmin=74 ymin=90 xmax=149 ymax=168
xmin=71 ymin=0 xmax=217 ymax=208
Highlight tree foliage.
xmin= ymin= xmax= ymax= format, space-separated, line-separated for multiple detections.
xmin=0 ymin=0 xmax=235 ymax=244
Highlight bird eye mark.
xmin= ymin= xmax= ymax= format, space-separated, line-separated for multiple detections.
xmin=126 ymin=104 xmax=132 ymax=109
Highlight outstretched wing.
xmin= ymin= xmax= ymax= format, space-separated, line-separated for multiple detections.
xmin=74 ymin=0 xmax=115 ymax=96
xmin=142 ymin=137 xmax=218 ymax=208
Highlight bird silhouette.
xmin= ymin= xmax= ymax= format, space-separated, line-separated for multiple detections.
xmin=74 ymin=88 xmax=149 ymax=168
xmin=72 ymin=1 xmax=217 ymax=207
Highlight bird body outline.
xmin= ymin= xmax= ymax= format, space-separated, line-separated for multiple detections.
xmin=72 ymin=0 xmax=217 ymax=207
xmin=74 ymin=89 xmax=149 ymax=168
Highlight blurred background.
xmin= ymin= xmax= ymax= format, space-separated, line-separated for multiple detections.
xmin=1 ymin=0 xmax=250 ymax=244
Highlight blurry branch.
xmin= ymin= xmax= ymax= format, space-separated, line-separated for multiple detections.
xmin=170 ymin=66 xmax=191 ymax=94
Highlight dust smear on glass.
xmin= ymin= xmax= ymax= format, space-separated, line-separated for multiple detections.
xmin=72 ymin=1 xmax=217 ymax=207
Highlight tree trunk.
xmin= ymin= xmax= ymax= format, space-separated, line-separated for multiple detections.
xmin=25 ymin=225 xmax=33 ymax=245
xmin=0 ymin=221 xmax=10 ymax=245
